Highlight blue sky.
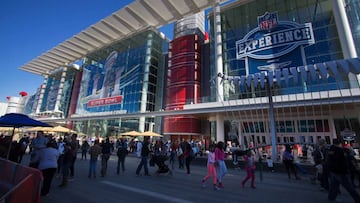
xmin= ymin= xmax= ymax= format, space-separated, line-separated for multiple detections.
xmin=0 ymin=0 xmax=173 ymax=103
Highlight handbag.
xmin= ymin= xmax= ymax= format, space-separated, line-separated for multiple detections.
xmin=177 ymin=148 xmax=183 ymax=156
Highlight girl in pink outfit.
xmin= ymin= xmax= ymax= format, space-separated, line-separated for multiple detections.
xmin=242 ymin=150 xmax=256 ymax=189
xmin=201 ymin=144 xmax=219 ymax=190
xmin=215 ymin=141 xmax=227 ymax=188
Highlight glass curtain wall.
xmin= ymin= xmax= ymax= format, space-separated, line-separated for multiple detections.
xmin=209 ymin=0 xmax=345 ymax=101
xmin=74 ymin=29 xmax=167 ymax=137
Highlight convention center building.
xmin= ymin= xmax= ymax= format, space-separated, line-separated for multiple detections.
xmin=14 ymin=0 xmax=360 ymax=159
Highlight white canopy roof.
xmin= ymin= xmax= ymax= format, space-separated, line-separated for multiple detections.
xmin=19 ymin=0 xmax=228 ymax=75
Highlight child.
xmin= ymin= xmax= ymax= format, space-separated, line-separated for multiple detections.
xmin=201 ymin=144 xmax=219 ymax=190
xmin=242 ymin=150 xmax=256 ymax=189
xmin=267 ymin=156 xmax=274 ymax=172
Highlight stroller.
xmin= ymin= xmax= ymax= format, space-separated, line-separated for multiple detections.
xmin=150 ymin=154 xmax=172 ymax=176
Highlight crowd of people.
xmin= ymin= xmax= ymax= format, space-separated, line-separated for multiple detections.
xmin=309 ymin=138 xmax=360 ymax=202
xmin=3 ymin=130 xmax=360 ymax=202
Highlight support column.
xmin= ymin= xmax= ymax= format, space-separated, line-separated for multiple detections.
xmin=238 ymin=121 xmax=244 ymax=148
xmin=54 ymin=67 xmax=67 ymax=113
xmin=267 ymin=82 xmax=277 ymax=162
xmin=139 ymin=32 xmax=153 ymax=132
xmin=216 ymin=113 xmax=224 ymax=142
xmin=214 ymin=0 xmax=224 ymax=102
xmin=36 ymin=75 xmax=48 ymax=114
xmin=332 ymin=0 xmax=359 ymax=87
xmin=214 ymin=0 xmax=225 ymax=142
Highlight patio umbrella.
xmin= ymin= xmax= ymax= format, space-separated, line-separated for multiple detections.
xmin=120 ymin=130 xmax=141 ymax=136
xmin=26 ymin=126 xmax=46 ymax=132
xmin=141 ymin=131 xmax=163 ymax=137
xmin=0 ymin=113 xmax=52 ymax=160
xmin=50 ymin=125 xmax=74 ymax=133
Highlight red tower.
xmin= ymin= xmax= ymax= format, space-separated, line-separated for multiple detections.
xmin=164 ymin=34 xmax=202 ymax=141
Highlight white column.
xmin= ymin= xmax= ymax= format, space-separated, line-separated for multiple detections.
xmin=238 ymin=121 xmax=243 ymax=148
xmin=92 ymin=74 xmax=101 ymax=95
xmin=214 ymin=0 xmax=224 ymax=102
xmin=36 ymin=75 xmax=48 ymax=114
xmin=332 ymin=0 xmax=359 ymax=87
xmin=139 ymin=33 xmax=153 ymax=132
xmin=216 ymin=113 xmax=224 ymax=142
xmin=54 ymin=67 xmax=67 ymax=112
xmin=113 ymin=69 xmax=122 ymax=94
xmin=214 ymin=0 xmax=225 ymax=142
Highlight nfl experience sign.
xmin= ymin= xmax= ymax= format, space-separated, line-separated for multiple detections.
xmin=236 ymin=12 xmax=315 ymax=74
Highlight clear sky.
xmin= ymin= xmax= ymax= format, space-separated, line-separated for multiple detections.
xmin=0 ymin=0 xmax=173 ymax=103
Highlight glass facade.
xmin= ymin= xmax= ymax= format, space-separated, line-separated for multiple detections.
xmin=346 ymin=0 xmax=360 ymax=55
xmin=40 ymin=69 xmax=77 ymax=117
xmin=209 ymin=0 xmax=349 ymax=101
xmin=72 ymin=29 xmax=168 ymax=136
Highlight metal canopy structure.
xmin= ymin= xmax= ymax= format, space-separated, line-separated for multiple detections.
xmin=19 ymin=0 xmax=228 ymax=76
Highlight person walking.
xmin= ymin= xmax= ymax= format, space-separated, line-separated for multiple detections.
xmin=58 ymin=139 xmax=73 ymax=188
xmin=282 ymin=144 xmax=300 ymax=180
xmin=56 ymin=137 xmax=65 ymax=178
xmin=183 ymin=141 xmax=194 ymax=175
xmin=29 ymin=131 xmax=48 ymax=168
xmin=215 ymin=141 xmax=227 ymax=189
xmin=136 ymin=137 xmax=151 ymax=176
xmin=327 ymin=139 xmax=360 ymax=202
xmin=18 ymin=134 xmax=29 ymax=163
xmin=201 ymin=144 xmax=219 ymax=190
xmin=242 ymin=150 xmax=256 ymax=189
xmin=34 ymin=142 xmax=59 ymax=196
xmin=81 ymin=140 xmax=90 ymax=160
xmin=69 ymin=134 xmax=79 ymax=180
xmin=116 ymin=139 xmax=128 ymax=175
xmin=100 ymin=137 xmax=113 ymax=177
xmin=169 ymin=141 xmax=178 ymax=170
xmin=88 ymin=139 xmax=102 ymax=178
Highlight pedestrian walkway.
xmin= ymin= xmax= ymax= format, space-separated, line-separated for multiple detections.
xmin=19 ymin=153 xmax=355 ymax=203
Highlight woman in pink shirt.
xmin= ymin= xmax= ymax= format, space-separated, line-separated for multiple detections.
xmin=242 ymin=150 xmax=256 ymax=189
xmin=215 ymin=141 xmax=227 ymax=188
xmin=201 ymin=144 xmax=219 ymax=190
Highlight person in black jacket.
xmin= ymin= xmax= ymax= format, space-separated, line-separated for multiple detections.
xmin=100 ymin=137 xmax=113 ymax=177
xmin=116 ymin=139 xmax=128 ymax=174
xmin=327 ymin=138 xmax=360 ymax=202
xmin=136 ymin=137 xmax=151 ymax=176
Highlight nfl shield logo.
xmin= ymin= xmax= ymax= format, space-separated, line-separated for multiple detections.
xmin=258 ymin=12 xmax=278 ymax=31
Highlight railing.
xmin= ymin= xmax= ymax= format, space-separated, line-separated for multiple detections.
xmin=0 ymin=158 xmax=43 ymax=203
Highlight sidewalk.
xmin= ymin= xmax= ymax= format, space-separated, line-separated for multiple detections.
xmin=19 ymin=153 xmax=355 ymax=203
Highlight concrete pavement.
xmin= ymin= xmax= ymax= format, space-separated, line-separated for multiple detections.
xmin=22 ymin=153 xmax=355 ymax=203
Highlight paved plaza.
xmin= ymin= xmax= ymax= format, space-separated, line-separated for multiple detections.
xmin=24 ymin=154 xmax=355 ymax=203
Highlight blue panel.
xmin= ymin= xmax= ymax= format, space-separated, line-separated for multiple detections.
xmin=240 ymin=75 xmax=246 ymax=87
xmin=336 ymin=59 xmax=350 ymax=75
xmin=348 ymin=58 xmax=360 ymax=74
xmin=275 ymin=69 xmax=282 ymax=85
xmin=260 ymin=72 xmax=266 ymax=88
xmin=282 ymin=68 xmax=289 ymax=85
xmin=253 ymin=73 xmax=260 ymax=88
xmin=307 ymin=64 xmax=317 ymax=81
xmin=326 ymin=61 xmax=340 ymax=79
xmin=290 ymin=67 xmax=298 ymax=84
xmin=299 ymin=66 xmax=307 ymax=82
xmin=316 ymin=63 xmax=328 ymax=79
xmin=268 ymin=71 xmax=274 ymax=87
xmin=247 ymin=74 xmax=253 ymax=87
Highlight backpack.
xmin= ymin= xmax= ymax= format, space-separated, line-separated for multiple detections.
xmin=141 ymin=142 xmax=150 ymax=156
xmin=283 ymin=151 xmax=293 ymax=161
xmin=117 ymin=145 xmax=128 ymax=156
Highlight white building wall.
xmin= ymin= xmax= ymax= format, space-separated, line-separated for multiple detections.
xmin=0 ymin=102 xmax=8 ymax=116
